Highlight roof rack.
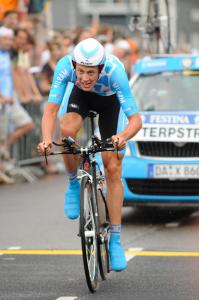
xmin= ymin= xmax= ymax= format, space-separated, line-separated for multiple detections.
xmin=149 ymin=53 xmax=198 ymax=58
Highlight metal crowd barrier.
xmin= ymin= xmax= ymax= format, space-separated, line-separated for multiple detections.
xmin=12 ymin=102 xmax=43 ymax=166
xmin=12 ymin=101 xmax=91 ymax=167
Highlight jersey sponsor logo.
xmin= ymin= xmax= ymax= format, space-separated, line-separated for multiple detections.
xmin=49 ymin=93 xmax=60 ymax=99
xmin=123 ymin=107 xmax=132 ymax=113
xmin=53 ymin=69 xmax=69 ymax=88
xmin=69 ymin=103 xmax=79 ymax=109
xmin=112 ymin=82 xmax=125 ymax=102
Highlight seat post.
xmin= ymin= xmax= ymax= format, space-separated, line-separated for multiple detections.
xmin=88 ymin=110 xmax=97 ymax=136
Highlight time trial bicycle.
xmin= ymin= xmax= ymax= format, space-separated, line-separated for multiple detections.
xmin=45 ymin=110 xmax=118 ymax=292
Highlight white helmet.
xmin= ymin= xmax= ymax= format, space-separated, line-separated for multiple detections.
xmin=72 ymin=38 xmax=106 ymax=67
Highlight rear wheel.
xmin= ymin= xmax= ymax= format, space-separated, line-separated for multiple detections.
xmin=80 ymin=176 xmax=98 ymax=293
xmin=146 ymin=0 xmax=171 ymax=54
xmin=97 ymin=188 xmax=110 ymax=280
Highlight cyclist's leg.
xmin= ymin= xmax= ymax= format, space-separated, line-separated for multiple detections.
xmin=59 ymin=86 xmax=89 ymax=219
xmin=99 ymin=98 xmax=127 ymax=271
xmin=101 ymin=151 xmax=127 ymax=271
xmin=60 ymin=112 xmax=82 ymax=219
xmin=60 ymin=112 xmax=83 ymax=172
xmin=101 ymin=152 xmax=123 ymax=224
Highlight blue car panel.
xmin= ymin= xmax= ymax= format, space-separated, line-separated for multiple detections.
xmin=123 ymin=54 xmax=199 ymax=207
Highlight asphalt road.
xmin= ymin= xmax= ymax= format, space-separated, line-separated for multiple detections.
xmin=1 ymin=174 xmax=199 ymax=300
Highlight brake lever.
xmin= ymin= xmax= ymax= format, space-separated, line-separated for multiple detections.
xmin=62 ymin=137 xmax=80 ymax=149
xmin=52 ymin=141 xmax=65 ymax=147
xmin=44 ymin=148 xmax=48 ymax=165
xmin=115 ymin=141 xmax=119 ymax=160
xmin=93 ymin=135 xmax=102 ymax=147
xmin=105 ymin=137 xmax=112 ymax=143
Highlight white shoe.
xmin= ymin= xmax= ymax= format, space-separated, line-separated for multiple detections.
xmin=0 ymin=170 xmax=14 ymax=184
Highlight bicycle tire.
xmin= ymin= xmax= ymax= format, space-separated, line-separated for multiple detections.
xmin=146 ymin=0 xmax=171 ymax=54
xmin=80 ymin=176 xmax=98 ymax=293
xmin=97 ymin=188 xmax=110 ymax=280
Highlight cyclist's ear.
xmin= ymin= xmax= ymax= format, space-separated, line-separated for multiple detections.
xmin=98 ymin=64 xmax=104 ymax=73
xmin=72 ymin=60 xmax=76 ymax=69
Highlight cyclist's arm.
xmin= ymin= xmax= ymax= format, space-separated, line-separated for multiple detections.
xmin=41 ymin=102 xmax=60 ymax=143
xmin=118 ymin=113 xmax=142 ymax=140
xmin=48 ymin=56 xmax=72 ymax=105
xmin=39 ymin=56 xmax=72 ymax=154
xmin=110 ymin=66 xmax=142 ymax=142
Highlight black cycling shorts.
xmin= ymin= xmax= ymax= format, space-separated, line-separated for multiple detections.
xmin=67 ymin=85 xmax=120 ymax=140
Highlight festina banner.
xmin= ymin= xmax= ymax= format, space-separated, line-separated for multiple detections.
xmin=133 ymin=112 xmax=199 ymax=142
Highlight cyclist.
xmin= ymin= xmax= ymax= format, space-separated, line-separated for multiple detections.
xmin=37 ymin=38 xmax=142 ymax=272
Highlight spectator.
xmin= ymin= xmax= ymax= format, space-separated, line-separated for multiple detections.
xmin=50 ymin=30 xmax=64 ymax=46
xmin=0 ymin=94 xmax=14 ymax=184
xmin=0 ymin=0 xmax=19 ymax=22
xmin=11 ymin=28 xmax=43 ymax=103
xmin=39 ymin=41 xmax=63 ymax=96
xmin=127 ymin=38 xmax=140 ymax=65
xmin=19 ymin=17 xmax=34 ymax=36
xmin=96 ymin=23 xmax=114 ymax=54
xmin=62 ymin=29 xmax=74 ymax=55
xmin=73 ymin=26 xmax=93 ymax=45
xmin=25 ymin=0 xmax=47 ymax=66
xmin=0 ymin=26 xmax=34 ymax=182
xmin=113 ymin=39 xmax=133 ymax=78
xmin=1 ymin=10 xmax=19 ymax=30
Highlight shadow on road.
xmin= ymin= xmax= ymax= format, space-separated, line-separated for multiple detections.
xmin=122 ymin=206 xmax=198 ymax=225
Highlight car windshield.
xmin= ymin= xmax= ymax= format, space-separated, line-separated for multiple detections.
xmin=132 ymin=71 xmax=199 ymax=111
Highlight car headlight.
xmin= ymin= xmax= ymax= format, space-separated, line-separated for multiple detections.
xmin=125 ymin=142 xmax=132 ymax=156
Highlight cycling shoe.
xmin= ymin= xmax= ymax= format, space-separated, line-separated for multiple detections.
xmin=64 ymin=179 xmax=80 ymax=220
xmin=109 ymin=234 xmax=127 ymax=272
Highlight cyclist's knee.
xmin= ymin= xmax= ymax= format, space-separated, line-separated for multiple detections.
xmin=60 ymin=125 xmax=77 ymax=138
xmin=59 ymin=114 xmax=81 ymax=137
xmin=104 ymin=162 xmax=121 ymax=181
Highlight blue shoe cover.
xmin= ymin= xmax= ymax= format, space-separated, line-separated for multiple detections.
xmin=109 ymin=234 xmax=127 ymax=272
xmin=64 ymin=179 xmax=80 ymax=219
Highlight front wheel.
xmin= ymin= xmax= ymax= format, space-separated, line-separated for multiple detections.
xmin=80 ymin=176 xmax=98 ymax=293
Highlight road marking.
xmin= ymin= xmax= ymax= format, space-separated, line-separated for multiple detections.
xmin=55 ymin=297 xmax=77 ymax=300
xmin=7 ymin=246 xmax=21 ymax=250
xmin=0 ymin=249 xmax=82 ymax=255
xmin=165 ymin=222 xmax=180 ymax=228
xmin=126 ymin=248 xmax=143 ymax=262
xmin=126 ymin=250 xmax=199 ymax=257
xmin=0 ymin=246 xmax=21 ymax=257
xmin=0 ymin=249 xmax=199 ymax=257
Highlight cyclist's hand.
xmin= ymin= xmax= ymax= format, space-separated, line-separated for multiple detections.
xmin=37 ymin=141 xmax=52 ymax=156
xmin=112 ymin=135 xmax=126 ymax=150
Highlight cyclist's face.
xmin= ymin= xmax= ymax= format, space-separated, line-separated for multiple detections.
xmin=76 ymin=64 xmax=99 ymax=91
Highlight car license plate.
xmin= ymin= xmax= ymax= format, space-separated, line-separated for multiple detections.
xmin=148 ymin=164 xmax=199 ymax=179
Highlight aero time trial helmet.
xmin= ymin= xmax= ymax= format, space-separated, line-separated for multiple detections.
xmin=72 ymin=38 xmax=106 ymax=68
